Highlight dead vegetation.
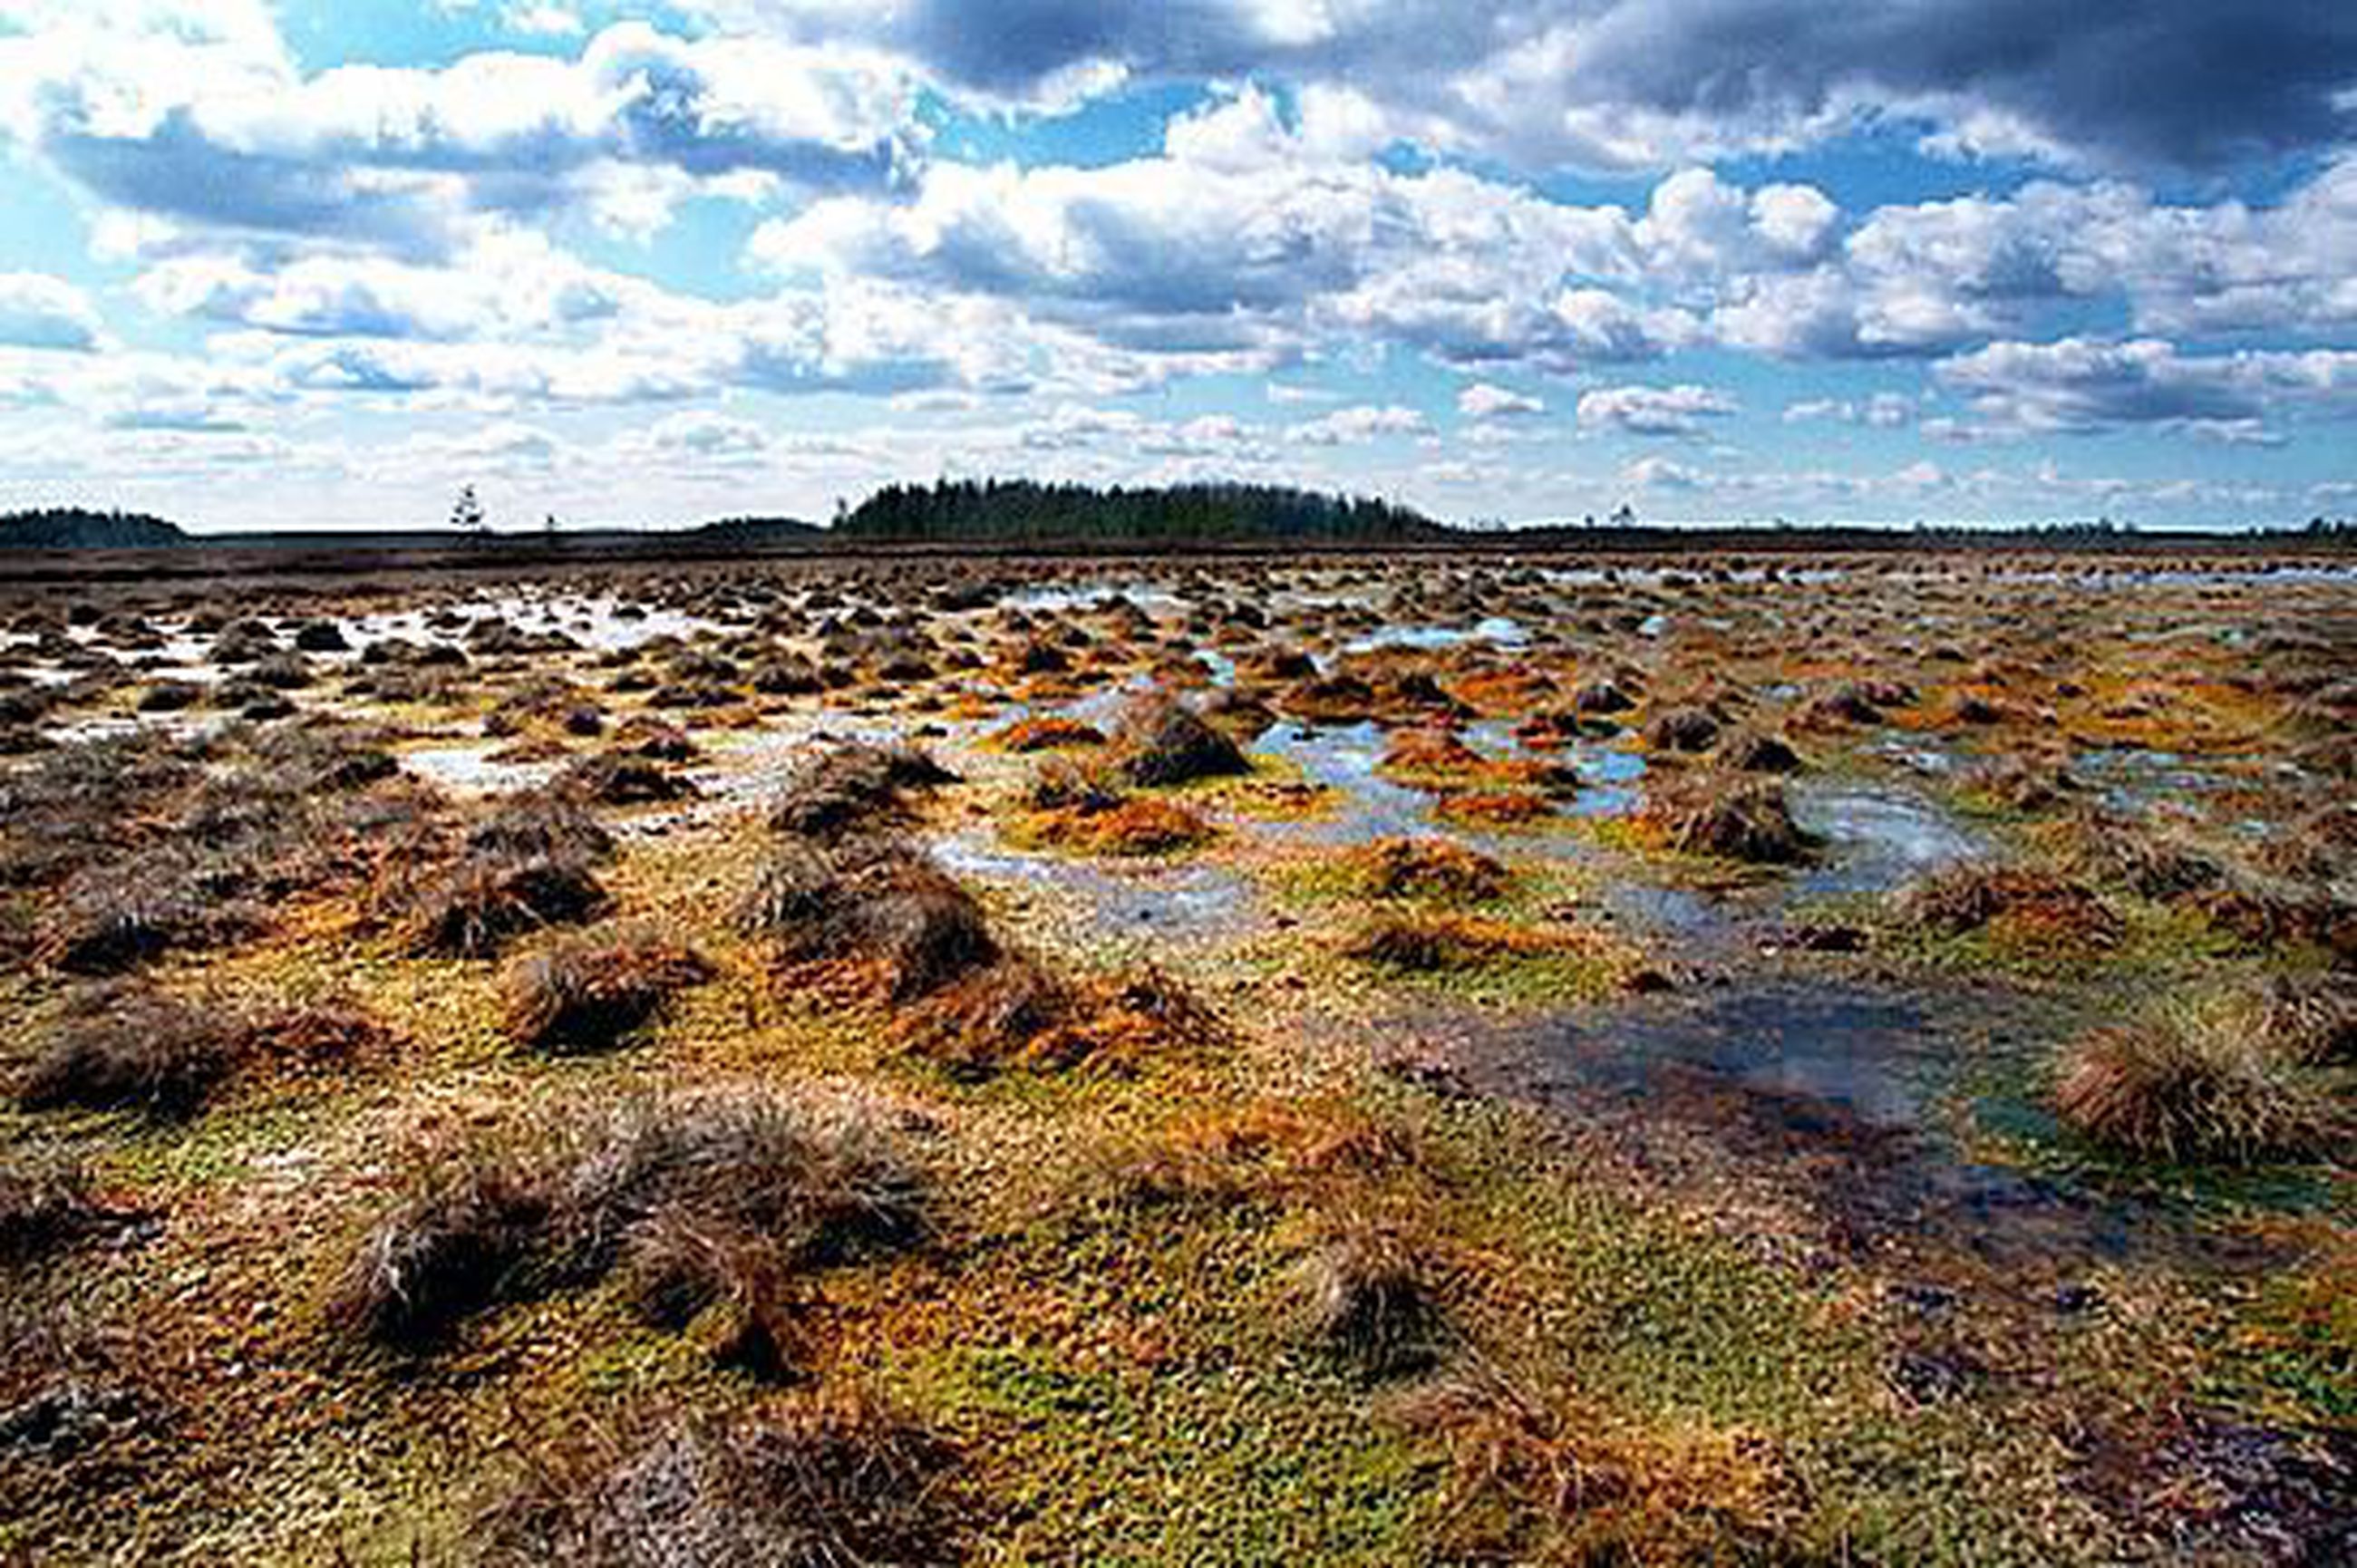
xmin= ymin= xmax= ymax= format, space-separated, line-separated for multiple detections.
xmin=2054 ymin=992 xmax=2342 ymax=1165
xmin=505 ymin=923 xmax=714 ymax=1054
xmin=1390 ymin=1359 xmax=1790 ymax=1564
xmin=1894 ymin=863 xmax=2124 ymax=949
xmin=15 ymin=982 xmax=247 ymax=1118
xmin=1292 ymin=1209 xmax=1443 ymax=1379
xmin=1343 ymin=837 xmax=1511 ymax=904
xmin=767 ymin=741 xmax=956 ymax=841
xmin=1639 ymin=774 xmax=1816 ymax=864
xmin=336 ymin=1084 xmax=927 ymax=1356
xmin=477 ymin=1385 xmax=965 ymax=1568
xmin=0 ymin=1149 xmax=110 ymax=1263
xmin=1112 ymin=694 xmax=1248 ymax=787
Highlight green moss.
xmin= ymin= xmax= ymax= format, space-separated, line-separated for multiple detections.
xmin=884 ymin=1200 xmax=1438 ymax=1563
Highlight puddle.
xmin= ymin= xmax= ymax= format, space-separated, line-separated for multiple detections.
xmin=331 ymin=595 xmax=731 ymax=656
xmin=999 ymin=583 xmax=1191 ymax=616
xmin=935 ymin=828 xmax=1253 ymax=947
xmin=1792 ymin=782 xmax=1982 ymax=897
xmin=1251 ymin=721 xmax=1449 ymax=844
xmin=2073 ymin=747 xmax=2255 ymax=810
xmin=1468 ymin=978 xmax=2225 ymax=1270
xmin=1342 ymin=617 xmax=1527 ymax=654
xmin=403 ymin=744 xmax=562 ymax=795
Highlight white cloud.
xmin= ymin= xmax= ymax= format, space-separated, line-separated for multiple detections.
xmin=1935 ymin=337 xmax=2357 ymax=437
xmin=1577 ymin=383 xmax=1738 ymax=438
xmin=1459 ymin=382 xmax=1545 ymax=419
xmin=1289 ymin=403 xmax=1429 ymax=445
xmin=0 ymin=272 xmax=102 ymax=351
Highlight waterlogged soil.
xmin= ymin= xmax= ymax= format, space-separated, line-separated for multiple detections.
xmin=2 ymin=547 xmax=2350 ymax=1564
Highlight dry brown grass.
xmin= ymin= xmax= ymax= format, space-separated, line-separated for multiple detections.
xmin=1433 ymin=790 xmax=1555 ymax=828
xmin=504 ymin=922 xmax=714 ymax=1055
xmin=1390 ymin=1359 xmax=1790 ymax=1564
xmin=990 ymin=714 xmax=1106 ymax=752
xmin=336 ymin=1085 xmax=928 ymax=1354
xmin=739 ymin=837 xmax=1001 ymax=1004
xmin=478 ymin=1384 xmax=965 ymax=1567
xmin=1894 ymin=863 xmax=2124 ymax=949
xmin=767 ymin=741 xmax=957 ymax=843
xmin=0 ymin=1148 xmax=109 ymax=1263
xmin=15 ymin=982 xmax=247 ymax=1118
xmin=1344 ymin=837 xmax=1512 ymax=904
xmin=1113 ymin=694 xmax=1248 ymax=787
xmin=1640 ymin=774 xmax=1814 ymax=864
xmin=2054 ymin=995 xmax=2342 ymax=1165
xmin=1292 ymin=1209 xmax=1444 ymax=1379
xmin=1016 ymin=794 xmax=1218 ymax=857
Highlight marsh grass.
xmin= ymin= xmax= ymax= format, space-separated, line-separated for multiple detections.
xmin=1638 ymin=773 xmax=1816 ymax=865
xmin=477 ymin=1385 xmax=965 ymax=1568
xmin=504 ymin=923 xmax=713 ymax=1055
xmin=336 ymin=1085 xmax=927 ymax=1354
xmin=15 ymin=982 xmax=247 ymax=1118
xmin=2054 ymin=992 xmax=2343 ymax=1165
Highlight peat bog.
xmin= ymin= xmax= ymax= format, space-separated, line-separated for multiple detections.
xmin=1 ymin=547 xmax=2351 ymax=1563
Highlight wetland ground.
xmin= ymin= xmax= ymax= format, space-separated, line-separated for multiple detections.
xmin=0 ymin=547 xmax=2350 ymax=1563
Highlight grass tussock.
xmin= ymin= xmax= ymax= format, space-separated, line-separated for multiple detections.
xmin=1293 ymin=1209 xmax=1444 ymax=1379
xmin=739 ymin=837 xmax=1000 ymax=1003
xmin=1960 ymin=753 xmax=2080 ymax=813
xmin=554 ymin=750 xmax=697 ymax=806
xmin=402 ymin=850 xmax=609 ymax=959
xmin=15 ymin=982 xmax=246 ymax=1118
xmin=505 ymin=923 xmax=714 ymax=1054
xmin=907 ymin=960 xmax=1218 ymax=1077
xmin=1894 ymin=863 xmax=2123 ymax=949
xmin=0 ymin=1148 xmax=109 ymax=1263
xmin=1065 ymin=1097 xmax=1415 ymax=1220
xmin=9 ymin=725 xmax=425 ymax=975
xmin=2054 ymin=993 xmax=2343 ymax=1165
xmin=1014 ymin=791 xmax=1218 ymax=857
xmin=478 ymin=1385 xmax=965 ymax=1568
xmin=1639 ymin=774 xmax=1814 ymax=865
xmin=767 ymin=741 xmax=956 ymax=843
xmin=990 ymin=714 xmax=1106 ymax=752
xmin=1342 ymin=911 xmax=1613 ymax=982
xmin=335 ymin=1084 xmax=926 ymax=1356
xmin=1713 ymin=730 xmax=1802 ymax=774
xmin=1433 ymin=789 xmax=1556 ymax=828
xmin=1113 ymin=694 xmax=1248 ymax=787
xmin=1391 ymin=1360 xmax=1790 ymax=1564
xmin=1345 ymin=837 xmax=1512 ymax=904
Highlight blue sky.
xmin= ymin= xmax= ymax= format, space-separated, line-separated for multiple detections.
xmin=0 ymin=2 xmax=2352 ymax=532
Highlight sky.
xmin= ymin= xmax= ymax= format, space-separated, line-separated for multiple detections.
xmin=0 ymin=2 xmax=2353 ymax=533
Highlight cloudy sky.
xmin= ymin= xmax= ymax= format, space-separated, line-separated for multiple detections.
xmin=1 ymin=2 xmax=2353 ymax=532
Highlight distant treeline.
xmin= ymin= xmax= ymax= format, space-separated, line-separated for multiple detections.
xmin=686 ymin=516 xmax=822 ymax=545
xmin=1505 ymin=517 xmax=2357 ymax=553
xmin=5 ymin=490 xmax=2353 ymax=556
xmin=0 ymin=508 xmax=188 ymax=549
xmin=836 ymin=479 xmax=1450 ymax=544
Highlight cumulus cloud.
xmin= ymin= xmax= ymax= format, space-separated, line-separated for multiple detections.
xmin=1459 ymin=382 xmax=1546 ymax=419
xmin=0 ymin=272 xmax=102 ymax=351
xmin=755 ymin=87 xmax=1664 ymax=377
xmin=1289 ymin=404 xmax=1429 ymax=445
xmin=1935 ymin=337 xmax=2357 ymax=439
xmin=1577 ymin=382 xmax=1738 ymax=437
xmin=679 ymin=1 xmax=2357 ymax=176
xmin=0 ymin=16 xmax=924 ymax=257
xmin=635 ymin=409 xmax=771 ymax=465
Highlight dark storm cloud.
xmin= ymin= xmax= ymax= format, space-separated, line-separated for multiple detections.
xmin=815 ymin=0 xmax=2357 ymax=173
xmin=1567 ymin=0 xmax=2357 ymax=170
